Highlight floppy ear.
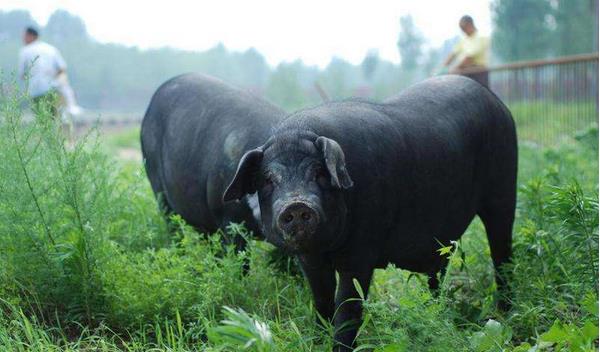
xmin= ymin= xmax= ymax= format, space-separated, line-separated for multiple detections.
xmin=223 ymin=148 xmax=263 ymax=202
xmin=315 ymin=136 xmax=353 ymax=189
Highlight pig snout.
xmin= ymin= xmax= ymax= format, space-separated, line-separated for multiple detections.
xmin=277 ymin=201 xmax=320 ymax=238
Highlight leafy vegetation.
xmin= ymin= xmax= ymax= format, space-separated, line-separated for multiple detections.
xmin=0 ymin=85 xmax=598 ymax=351
xmin=492 ymin=0 xmax=597 ymax=62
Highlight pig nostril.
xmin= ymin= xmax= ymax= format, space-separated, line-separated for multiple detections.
xmin=279 ymin=203 xmax=318 ymax=231
xmin=283 ymin=213 xmax=294 ymax=223
xmin=301 ymin=211 xmax=312 ymax=221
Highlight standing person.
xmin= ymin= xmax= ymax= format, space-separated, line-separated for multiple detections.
xmin=442 ymin=15 xmax=490 ymax=87
xmin=18 ymin=26 xmax=67 ymax=118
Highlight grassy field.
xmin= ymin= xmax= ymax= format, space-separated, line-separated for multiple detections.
xmin=0 ymin=92 xmax=598 ymax=351
xmin=507 ymin=101 xmax=598 ymax=147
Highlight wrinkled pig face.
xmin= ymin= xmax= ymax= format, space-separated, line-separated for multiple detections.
xmin=223 ymin=132 xmax=353 ymax=254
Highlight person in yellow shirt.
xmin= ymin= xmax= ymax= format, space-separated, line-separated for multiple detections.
xmin=443 ymin=15 xmax=490 ymax=87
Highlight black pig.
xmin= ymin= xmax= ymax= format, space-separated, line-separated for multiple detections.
xmin=141 ymin=73 xmax=285 ymax=248
xmin=223 ymin=75 xmax=517 ymax=351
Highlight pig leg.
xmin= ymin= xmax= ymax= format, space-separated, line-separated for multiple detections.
xmin=156 ymin=192 xmax=177 ymax=234
xmin=478 ymin=202 xmax=514 ymax=311
xmin=299 ymin=255 xmax=336 ymax=325
xmin=427 ymin=256 xmax=449 ymax=292
xmin=333 ymin=269 xmax=374 ymax=352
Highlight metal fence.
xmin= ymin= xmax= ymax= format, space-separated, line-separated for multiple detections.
xmin=486 ymin=53 xmax=598 ymax=146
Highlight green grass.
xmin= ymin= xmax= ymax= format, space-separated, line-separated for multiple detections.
xmin=0 ymin=86 xmax=598 ymax=351
xmin=103 ymin=126 xmax=141 ymax=150
xmin=508 ymin=101 xmax=597 ymax=147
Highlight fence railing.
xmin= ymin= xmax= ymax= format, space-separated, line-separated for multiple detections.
xmin=482 ymin=53 xmax=598 ymax=146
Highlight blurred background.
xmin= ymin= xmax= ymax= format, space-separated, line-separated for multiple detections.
xmin=0 ymin=0 xmax=598 ymax=145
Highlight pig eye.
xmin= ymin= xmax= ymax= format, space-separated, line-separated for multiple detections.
xmin=262 ymin=174 xmax=274 ymax=194
xmin=315 ymin=166 xmax=329 ymax=187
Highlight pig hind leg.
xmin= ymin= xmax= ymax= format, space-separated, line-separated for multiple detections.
xmin=146 ymin=173 xmax=177 ymax=234
xmin=141 ymin=137 xmax=177 ymax=233
xmin=427 ymin=215 xmax=475 ymax=292
xmin=427 ymin=257 xmax=449 ymax=292
xmin=477 ymin=195 xmax=515 ymax=310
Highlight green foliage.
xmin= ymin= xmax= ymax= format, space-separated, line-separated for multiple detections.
xmin=265 ymin=62 xmax=314 ymax=111
xmin=361 ymin=50 xmax=380 ymax=82
xmin=574 ymin=126 xmax=599 ymax=153
xmin=208 ymin=306 xmax=274 ymax=352
xmin=397 ymin=15 xmax=424 ymax=71
xmin=492 ymin=0 xmax=554 ymax=61
xmin=44 ymin=10 xmax=89 ymax=43
xmin=470 ymin=319 xmax=512 ymax=352
xmin=0 ymin=10 xmax=38 ymax=38
xmin=553 ymin=0 xmax=597 ymax=56
xmin=319 ymin=57 xmax=365 ymax=100
xmin=355 ymin=269 xmax=470 ymax=351
xmin=1 ymin=80 xmax=114 ymax=323
xmin=492 ymin=0 xmax=597 ymax=61
xmin=538 ymin=319 xmax=598 ymax=351
xmin=508 ymin=178 xmax=598 ymax=339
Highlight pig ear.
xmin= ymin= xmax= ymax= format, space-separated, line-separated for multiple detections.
xmin=223 ymin=148 xmax=263 ymax=202
xmin=315 ymin=136 xmax=353 ymax=189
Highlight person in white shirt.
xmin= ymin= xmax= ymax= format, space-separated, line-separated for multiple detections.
xmin=18 ymin=26 xmax=71 ymax=118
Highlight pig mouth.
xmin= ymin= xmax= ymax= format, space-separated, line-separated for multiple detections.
xmin=267 ymin=223 xmax=319 ymax=254
xmin=280 ymin=229 xmax=316 ymax=253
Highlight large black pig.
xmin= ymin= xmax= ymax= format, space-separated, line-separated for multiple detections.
xmin=223 ymin=75 xmax=517 ymax=351
xmin=141 ymin=73 xmax=285 ymax=247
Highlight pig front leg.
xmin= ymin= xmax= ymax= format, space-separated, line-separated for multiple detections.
xmin=333 ymin=269 xmax=374 ymax=352
xmin=299 ymin=255 xmax=336 ymax=324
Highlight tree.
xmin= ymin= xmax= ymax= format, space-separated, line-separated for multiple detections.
xmin=319 ymin=57 xmax=360 ymax=99
xmin=553 ymin=0 xmax=596 ymax=55
xmin=396 ymin=15 xmax=424 ymax=71
xmin=265 ymin=61 xmax=307 ymax=111
xmin=0 ymin=10 xmax=39 ymax=76
xmin=492 ymin=0 xmax=553 ymax=62
xmin=492 ymin=0 xmax=597 ymax=62
xmin=361 ymin=49 xmax=380 ymax=81
xmin=45 ymin=10 xmax=88 ymax=43
xmin=0 ymin=10 xmax=38 ymax=39
xmin=239 ymin=48 xmax=270 ymax=88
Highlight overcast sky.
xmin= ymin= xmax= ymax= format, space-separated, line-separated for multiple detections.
xmin=3 ymin=0 xmax=492 ymax=67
